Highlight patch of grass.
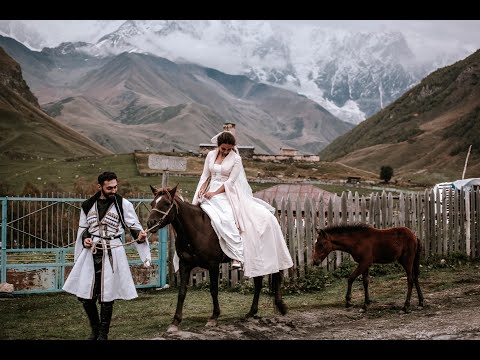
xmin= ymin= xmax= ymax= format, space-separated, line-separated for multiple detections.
xmin=2 ymin=259 xmax=480 ymax=339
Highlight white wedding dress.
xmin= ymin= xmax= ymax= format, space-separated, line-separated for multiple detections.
xmin=192 ymin=147 xmax=293 ymax=278
xmin=200 ymin=164 xmax=244 ymax=263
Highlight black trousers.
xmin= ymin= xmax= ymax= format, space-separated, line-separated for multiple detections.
xmin=78 ymin=250 xmax=113 ymax=304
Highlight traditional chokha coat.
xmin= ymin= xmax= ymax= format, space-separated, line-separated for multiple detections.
xmin=63 ymin=193 xmax=151 ymax=302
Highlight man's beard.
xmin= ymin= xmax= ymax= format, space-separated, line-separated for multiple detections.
xmin=101 ymin=189 xmax=115 ymax=200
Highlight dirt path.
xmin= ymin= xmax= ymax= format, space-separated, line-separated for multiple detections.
xmin=154 ymin=282 xmax=480 ymax=340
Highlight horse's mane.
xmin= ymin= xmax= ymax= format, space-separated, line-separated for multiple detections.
xmin=155 ymin=187 xmax=184 ymax=201
xmin=323 ymin=223 xmax=372 ymax=235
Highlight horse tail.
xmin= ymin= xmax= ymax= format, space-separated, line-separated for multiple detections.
xmin=414 ymin=237 xmax=422 ymax=278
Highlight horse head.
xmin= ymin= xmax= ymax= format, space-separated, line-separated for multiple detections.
xmin=146 ymin=184 xmax=179 ymax=233
xmin=312 ymin=227 xmax=331 ymax=266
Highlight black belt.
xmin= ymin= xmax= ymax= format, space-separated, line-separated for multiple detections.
xmin=92 ymin=235 xmax=122 ymax=240
xmin=92 ymin=235 xmax=121 ymax=272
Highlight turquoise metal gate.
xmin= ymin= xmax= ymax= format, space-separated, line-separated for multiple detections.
xmin=0 ymin=196 xmax=168 ymax=294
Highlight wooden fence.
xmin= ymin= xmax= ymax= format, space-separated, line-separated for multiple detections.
xmin=2 ymin=188 xmax=479 ymax=290
xmin=176 ymin=188 xmax=480 ymax=287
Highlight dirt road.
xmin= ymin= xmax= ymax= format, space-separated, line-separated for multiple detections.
xmin=154 ymin=280 xmax=480 ymax=340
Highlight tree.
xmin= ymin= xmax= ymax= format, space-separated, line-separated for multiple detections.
xmin=380 ymin=166 xmax=394 ymax=184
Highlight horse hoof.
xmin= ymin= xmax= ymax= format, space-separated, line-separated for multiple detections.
xmin=206 ymin=319 xmax=217 ymax=327
xmin=345 ymin=303 xmax=353 ymax=308
xmin=399 ymin=308 xmax=410 ymax=314
xmin=277 ymin=302 xmax=288 ymax=315
xmin=245 ymin=312 xmax=255 ymax=319
xmin=166 ymin=325 xmax=179 ymax=333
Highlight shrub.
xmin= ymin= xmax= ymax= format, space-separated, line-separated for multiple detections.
xmin=380 ymin=165 xmax=394 ymax=183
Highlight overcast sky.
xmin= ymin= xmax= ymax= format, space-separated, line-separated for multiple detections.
xmin=18 ymin=20 xmax=480 ymax=62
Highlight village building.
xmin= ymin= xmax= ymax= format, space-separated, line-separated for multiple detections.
xmin=198 ymin=122 xmax=319 ymax=161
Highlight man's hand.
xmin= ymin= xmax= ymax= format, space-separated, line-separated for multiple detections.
xmin=136 ymin=230 xmax=147 ymax=243
xmin=84 ymin=238 xmax=93 ymax=248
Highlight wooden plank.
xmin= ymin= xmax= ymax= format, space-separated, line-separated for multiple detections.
xmin=374 ymin=193 xmax=381 ymax=229
xmin=476 ymin=190 xmax=480 ymax=257
xmin=442 ymin=188 xmax=448 ymax=255
xmin=456 ymin=189 xmax=462 ymax=253
xmin=406 ymin=192 xmax=412 ymax=229
xmin=341 ymin=192 xmax=348 ymax=225
xmin=361 ymin=195 xmax=366 ymax=223
xmin=287 ymin=197 xmax=297 ymax=274
xmin=387 ymin=192 xmax=393 ymax=228
xmin=347 ymin=191 xmax=354 ymax=224
xmin=435 ymin=187 xmax=442 ymax=255
xmin=381 ymin=190 xmax=387 ymax=229
xmin=447 ymin=188 xmax=453 ymax=255
xmin=354 ymin=192 xmax=360 ymax=223
xmin=280 ymin=198 xmax=287 ymax=239
xmin=304 ymin=197 xmax=313 ymax=266
xmin=296 ymin=197 xmax=305 ymax=277
xmin=327 ymin=197 xmax=335 ymax=270
xmin=417 ymin=192 xmax=424 ymax=254
xmin=467 ymin=191 xmax=475 ymax=258
xmin=423 ymin=189 xmax=430 ymax=257
xmin=399 ymin=193 xmax=405 ymax=227
xmin=319 ymin=195 xmax=325 ymax=230
xmin=460 ymin=188 xmax=466 ymax=255
xmin=411 ymin=193 xmax=418 ymax=234
xmin=429 ymin=188 xmax=436 ymax=257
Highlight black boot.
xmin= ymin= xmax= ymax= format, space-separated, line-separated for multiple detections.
xmin=80 ymin=298 xmax=100 ymax=340
xmin=97 ymin=301 xmax=114 ymax=340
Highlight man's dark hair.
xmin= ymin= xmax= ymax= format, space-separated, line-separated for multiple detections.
xmin=217 ymin=131 xmax=236 ymax=146
xmin=98 ymin=171 xmax=118 ymax=185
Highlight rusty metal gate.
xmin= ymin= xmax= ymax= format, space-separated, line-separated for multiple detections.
xmin=0 ymin=196 xmax=168 ymax=294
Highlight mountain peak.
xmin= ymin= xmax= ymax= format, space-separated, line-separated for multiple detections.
xmin=0 ymin=46 xmax=40 ymax=108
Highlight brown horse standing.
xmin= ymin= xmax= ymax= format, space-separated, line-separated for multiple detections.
xmin=146 ymin=185 xmax=287 ymax=332
xmin=312 ymin=223 xmax=424 ymax=313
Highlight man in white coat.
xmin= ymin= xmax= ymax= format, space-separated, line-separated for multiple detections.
xmin=63 ymin=171 xmax=151 ymax=340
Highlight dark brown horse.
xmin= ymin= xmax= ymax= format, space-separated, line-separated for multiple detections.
xmin=146 ymin=185 xmax=287 ymax=332
xmin=312 ymin=223 xmax=424 ymax=313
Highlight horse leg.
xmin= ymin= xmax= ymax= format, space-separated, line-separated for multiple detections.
xmin=399 ymin=259 xmax=414 ymax=313
xmin=206 ymin=264 xmax=221 ymax=327
xmin=413 ymin=272 xmax=424 ymax=308
xmin=362 ymin=268 xmax=372 ymax=311
xmin=413 ymin=240 xmax=425 ymax=308
xmin=246 ymin=276 xmax=263 ymax=318
xmin=414 ymin=274 xmax=424 ymax=309
xmin=272 ymin=272 xmax=288 ymax=315
xmin=346 ymin=262 xmax=370 ymax=308
xmin=167 ymin=263 xmax=192 ymax=332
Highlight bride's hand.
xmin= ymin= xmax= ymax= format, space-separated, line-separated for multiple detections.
xmin=205 ymin=192 xmax=215 ymax=199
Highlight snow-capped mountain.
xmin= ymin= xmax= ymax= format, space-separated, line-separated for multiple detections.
xmin=1 ymin=20 xmax=472 ymax=124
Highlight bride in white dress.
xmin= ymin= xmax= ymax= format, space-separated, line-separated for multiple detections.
xmin=192 ymin=131 xmax=293 ymax=278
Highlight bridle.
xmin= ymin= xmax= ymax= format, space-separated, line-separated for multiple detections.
xmin=146 ymin=190 xmax=178 ymax=233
